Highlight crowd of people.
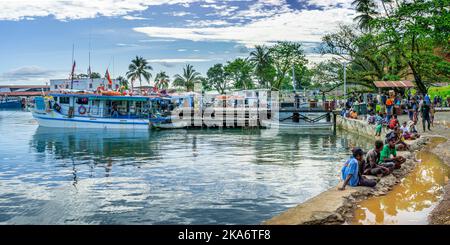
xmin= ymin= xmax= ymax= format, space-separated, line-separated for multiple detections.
xmin=341 ymin=90 xmax=441 ymax=134
xmin=338 ymin=90 xmax=445 ymax=190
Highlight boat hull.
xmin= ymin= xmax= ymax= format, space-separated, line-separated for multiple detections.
xmin=32 ymin=111 xmax=149 ymax=130
xmin=0 ymin=100 xmax=22 ymax=109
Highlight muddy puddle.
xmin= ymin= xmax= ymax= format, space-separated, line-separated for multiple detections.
xmin=351 ymin=137 xmax=449 ymax=225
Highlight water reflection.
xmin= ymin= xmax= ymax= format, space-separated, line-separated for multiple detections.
xmin=1 ymin=110 xmax=373 ymax=224
xmin=352 ymin=138 xmax=450 ymax=225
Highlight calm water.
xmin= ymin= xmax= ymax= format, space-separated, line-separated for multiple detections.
xmin=0 ymin=110 xmax=371 ymax=224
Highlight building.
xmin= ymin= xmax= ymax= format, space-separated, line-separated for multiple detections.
xmin=50 ymin=78 xmax=119 ymax=91
xmin=0 ymin=85 xmax=50 ymax=97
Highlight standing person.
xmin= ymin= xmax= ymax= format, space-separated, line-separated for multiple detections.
xmin=412 ymin=97 xmax=419 ymax=124
xmin=364 ymin=140 xmax=391 ymax=176
xmin=407 ymin=99 xmax=414 ymax=121
xmin=339 ymin=148 xmax=377 ymax=190
xmin=420 ymin=101 xmax=431 ymax=131
xmin=430 ymin=104 xmax=435 ymax=127
xmin=379 ymin=136 xmax=406 ymax=169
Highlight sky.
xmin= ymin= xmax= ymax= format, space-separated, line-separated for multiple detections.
xmin=0 ymin=0 xmax=356 ymax=85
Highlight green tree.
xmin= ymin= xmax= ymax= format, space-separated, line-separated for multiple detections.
xmin=206 ymin=63 xmax=228 ymax=94
xmin=173 ymin=64 xmax=202 ymax=91
xmin=117 ymin=76 xmax=129 ymax=89
xmin=248 ymin=45 xmax=275 ymax=88
xmin=269 ymin=41 xmax=308 ymax=90
xmin=321 ymin=24 xmax=408 ymax=89
xmin=154 ymin=71 xmax=170 ymax=90
xmin=90 ymin=72 xmax=101 ymax=79
xmin=352 ymin=0 xmax=378 ymax=30
xmin=353 ymin=0 xmax=450 ymax=94
xmin=126 ymin=56 xmax=153 ymax=90
xmin=224 ymin=58 xmax=254 ymax=90
xmin=310 ymin=61 xmax=344 ymax=94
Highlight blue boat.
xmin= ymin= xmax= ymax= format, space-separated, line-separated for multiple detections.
xmin=0 ymin=99 xmax=22 ymax=109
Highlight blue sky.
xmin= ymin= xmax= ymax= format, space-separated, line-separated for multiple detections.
xmin=0 ymin=0 xmax=356 ymax=85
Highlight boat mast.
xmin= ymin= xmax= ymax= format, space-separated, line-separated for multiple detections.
xmin=71 ymin=43 xmax=74 ymax=90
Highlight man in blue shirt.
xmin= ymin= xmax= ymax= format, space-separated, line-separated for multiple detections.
xmin=339 ymin=148 xmax=377 ymax=190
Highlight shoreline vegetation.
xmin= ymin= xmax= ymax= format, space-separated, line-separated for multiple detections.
xmin=264 ymin=114 xmax=450 ymax=225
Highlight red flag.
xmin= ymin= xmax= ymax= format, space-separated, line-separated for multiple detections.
xmin=106 ymin=69 xmax=112 ymax=85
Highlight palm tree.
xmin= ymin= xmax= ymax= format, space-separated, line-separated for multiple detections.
xmin=173 ymin=64 xmax=202 ymax=91
xmin=117 ymin=76 xmax=129 ymax=90
xmin=249 ymin=45 xmax=272 ymax=88
xmin=126 ymin=56 xmax=153 ymax=92
xmin=154 ymin=71 xmax=170 ymax=90
xmin=352 ymin=0 xmax=378 ymax=30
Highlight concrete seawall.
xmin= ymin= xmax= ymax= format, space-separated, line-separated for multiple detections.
xmin=263 ymin=116 xmax=427 ymax=225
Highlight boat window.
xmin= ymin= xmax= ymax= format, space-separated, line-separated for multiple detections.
xmin=76 ymin=97 xmax=89 ymax=105
xmin=59 ymin=97 xmax=70 ymax=104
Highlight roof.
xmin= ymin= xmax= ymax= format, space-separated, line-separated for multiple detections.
xmin=373 ymin=81 xmax=415 ymax=88
xmin=47 ymin=93 xmax=186 ymax=101
xmin=0 ymin=85 xmax=49 ymax=89
xmin=0 ymin=91 xmax=48 ymax=96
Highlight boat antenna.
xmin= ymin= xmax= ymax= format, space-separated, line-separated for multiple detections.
xmin=71 ymin=43 xmax=75 ymax=89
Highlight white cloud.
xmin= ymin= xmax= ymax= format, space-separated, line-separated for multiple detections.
xmin=0 ymin=0 xmax=200 ymax=21
xmin=166 ymin=11 xmax=192 ymax=17
xmin=0 ymin=66 xmax=66 ymax=85
xmin=185 ymin=19 xmax=230 ymax=27
xmin=138 ymin=39 xmax=176 ymax=42
xmin=147 ymin=58 xmax=213 ymax=63
xmin=122 ymin=15 xmax=149 ymax=20
xmin=177 ymin=49 xmax=187 ymax=52
xmin=134 ymin=8 xmax=356 ymax=47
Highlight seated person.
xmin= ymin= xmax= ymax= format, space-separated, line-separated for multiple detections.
xmin=349 ymin=109 xmax=358 ymax=119
xmin=400 ymin=121 xmax=417 ymax=140
xmin=393 ymin=125 xmax=409 ymax=151
xmin=379 ymin=136 xmax=406 ymax=169
xmin=388 ymin=114 xmax=399 ymax=129
xmin=339 ymin=148 xmax=377 ymax=190
xmin=407 ymin=120 xmax=420 ymax=137
xmin=367 ymin=112 xmax=376 ymax=125
xmin=364 ymin=140 xmax=391 ymax=176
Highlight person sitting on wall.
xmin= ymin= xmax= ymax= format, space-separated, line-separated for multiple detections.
xmin=400 ymin=121 xmax=418 ymax=140
xmin=375 ymin=112 xmax=384 ymax=137
xmin=364 ymin=140 xmax=392 ymax=177
xmin=367 ymin=111 xmax=376 ymax=125
xmin=379 ymin=135 xmax=406 ymax=169
xmin=388 ymin=114 xmax=399 ymax=129
xmin=339 ymin=148 xmax=377 ymax=190
xmin=349 ymin=109 xmax=358 ymax=119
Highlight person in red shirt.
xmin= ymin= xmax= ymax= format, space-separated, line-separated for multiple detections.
xmin=388 ymin=114 xmax=399 ymax=129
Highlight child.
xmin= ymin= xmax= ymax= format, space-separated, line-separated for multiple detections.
xmin=374 ymin=112 xmax=383 ymax=136
xmin=339 ymin=148 xmax=377 ymax=190
xmin=400 ymin=121 xmax=414 ymax=140
xmin=430 ymin=104 xmax=435 ymax=127
xmin=388 ymin=114 xmax=399 ymax=129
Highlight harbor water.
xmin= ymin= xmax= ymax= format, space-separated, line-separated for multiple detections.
xmin=0 ymin=110 xmax=371 ymax=224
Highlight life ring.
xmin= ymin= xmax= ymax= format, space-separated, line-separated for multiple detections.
xmin=78 ymin=105 xmax=87 ymax=115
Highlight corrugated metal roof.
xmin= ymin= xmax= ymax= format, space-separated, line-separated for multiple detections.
xmin=0 ymin=91 xmax=47 ymax=96
xmin=373 ymin=81 xmax=415 ymax=88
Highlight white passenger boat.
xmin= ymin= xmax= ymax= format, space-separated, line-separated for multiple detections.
xmin=31 ymin=92 xmax=193 ymax=130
